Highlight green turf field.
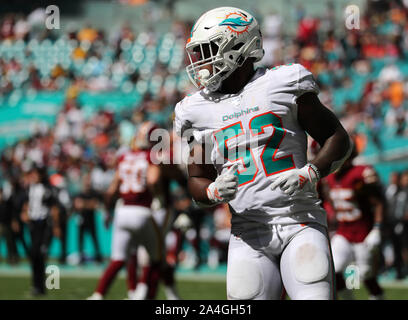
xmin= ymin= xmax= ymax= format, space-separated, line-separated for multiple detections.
xmin=0 ymin=275 xmax=227 ymax=300
xmin=1 ymin=274 xmax=408 ymax=300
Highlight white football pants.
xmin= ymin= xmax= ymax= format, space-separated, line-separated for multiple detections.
xmin=227 ymin=220 xmax=335 ymax=300
xmin=111 ymin=205 xmax=163 ymax=262
xmin=331 ymin=233 xmax=378 ymax=280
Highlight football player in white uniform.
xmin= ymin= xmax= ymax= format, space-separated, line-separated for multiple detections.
xmin=174 ymin=7 xmax=353 ymax=300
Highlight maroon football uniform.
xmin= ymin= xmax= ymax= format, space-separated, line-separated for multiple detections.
xmin=117 ymin=150 xmax=153 ymax=207
xmin=326 ymin=165 xmax=380 ymax=243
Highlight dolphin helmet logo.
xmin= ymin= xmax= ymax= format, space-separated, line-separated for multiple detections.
xmin=219 ymin=11 xmax=253 ymax=35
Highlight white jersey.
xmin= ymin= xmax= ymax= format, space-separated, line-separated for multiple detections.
xmin=175 ymin=64 xmax=327 ymax=226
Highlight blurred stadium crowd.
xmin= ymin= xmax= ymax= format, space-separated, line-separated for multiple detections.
xmin=0 ymin=0 xmax=408 ymax=282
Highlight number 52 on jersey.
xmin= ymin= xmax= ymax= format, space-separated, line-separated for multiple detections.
xmin=213 ymin=111 xmax=295 ymax=187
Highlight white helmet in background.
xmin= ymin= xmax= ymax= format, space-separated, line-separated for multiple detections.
xmin=185 ymin=7 xmax=264 ymax=92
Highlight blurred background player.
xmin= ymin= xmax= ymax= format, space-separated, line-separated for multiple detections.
xmin=384 ymin=171 xmax=405 ymax=279
xmin=7 ymin=174 xmax=31 ymax=264
xmin=132 ymin=129 xmax=186 ymax=300
xmin=392 ymin=171 xmax=408 ymax=278
xmin=73 ymin=173 xmax=103 ymax=264
xmin=49 ymin=171 xmax=71 ymax=265
xmin=88 ymin=121 xmax=164 ymax=300
xmin=326 ymin=144 xmax=385 ymax=300
xmin=0 ymin=187 xmax=14 ymax=264
xmin=20 ymin=166 xmax=61 ymax=296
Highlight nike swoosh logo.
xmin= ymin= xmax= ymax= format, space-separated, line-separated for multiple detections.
xmin=204 ymin=25 xmax=216 ymax=30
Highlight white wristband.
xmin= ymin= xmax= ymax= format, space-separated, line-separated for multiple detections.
xmin=308 ymin=163 xmax=321 ymax=181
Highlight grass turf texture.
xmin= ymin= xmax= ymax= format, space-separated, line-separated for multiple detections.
xmin=0 ymin=275 xmax=227 ymax=300
xmin=0 ymin=275 xmax=408 ymax=300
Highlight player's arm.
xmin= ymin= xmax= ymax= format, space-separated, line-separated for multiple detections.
xmin=368 ymin=195 xmax=385 ymax=225
xmin=12 ymin=201 xmax=28 ymax=232
xmin=187 ymin=142 xmax=238 ymax=206
xmin=105 ymin=169 xmax=120 ymax=211
xmin=364 ymin=187 xmax=385 ymax=249
xmin=84 ymin=198 xmax=99 ymax=210
xmin=187 ymin=143 xmax=217 ymax=205
xmin=365 ymin=170 xmax=385 ymax=226
xmin=20 ymin=201 xmax=29 ymax=223
xmin=50 ymin=205 xmax=62 ymax=238
xmin=270 ymin=92 xmax=352 ymax=196
xmin=46 ymin=190 xmax=61 ymax=237
xmin=84 ymin=194 xmax=99 ymax=210
xmin=175 ymin=103 xmax=238 ymax=206
xmin=146 ymin=163 xmax=161 ymax=194
xmin=73 ymin=195 xmax=84 ymax=211
xmin=103 ymin=170 xmax=120 ymax=227
xmin=297 ymin=92 xmax=352 ymax=178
